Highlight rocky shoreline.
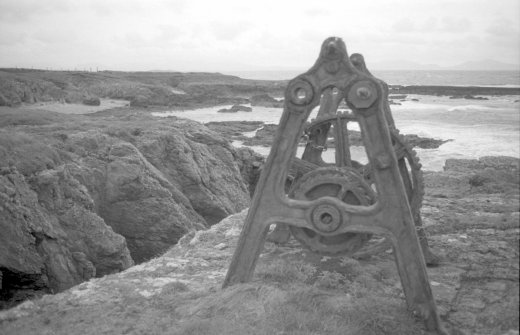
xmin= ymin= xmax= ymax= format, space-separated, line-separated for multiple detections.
xmin=0 ymin=155 xmax=517 ymax=335
xmin=0 ymin=69 xmax=519 ymax=334
xmin=0 ymin=107 xmax=260 ymax=309
xmin=1 ymin=69 xmax=519 ymax=110
xmin=206 ymin=121 xmax=451 ymax=149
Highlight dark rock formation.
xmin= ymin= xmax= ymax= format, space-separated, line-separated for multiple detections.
xmin=241 ymin=124 xmax=279 ymax=147
xmin=205 ymin=121 xmax=264 ymax=139
xmin=424 ymin=156 xmax=520 ymax=198
xmin=135 ymin=123 xmax=250 ymax=227
xmin=66 ymin=138 xmax=208 ymax=263
xmin=402 ymin=134 xmax=452 ymax=149
xmin=0 ymin=69 xmax=284 ymax=109
xmin=449 ymin=95 xmax=489 ymax=100
xmin=0 ymin=109 xmax=253 ymax=307
xmin=217 ymin=105 xmax=252 ymax=113
xmin=234 ymin=147 xmax=265 ymax=197
xmin=389 ymin=94 xmax=407 ymax=99
xmin=444 ymin=156 xmax=519 ymax=172
xmin=0 ymin=166 xmax=133 ymax=309
xmin=82 ymin=97 xmax=101 ymax=106
xmin=250 ymin=94 xmax=284 ymax=108
xmin=236 ymin=124 xmax=450 ymax=150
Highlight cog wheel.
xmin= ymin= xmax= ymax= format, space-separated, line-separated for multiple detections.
xmin=353 ymin=129 xmax=440 ymax=264
xmin=361 ymin=128 xmax=424 ymax=224
xmin=288 ymin=167 xmax=377 ymax=255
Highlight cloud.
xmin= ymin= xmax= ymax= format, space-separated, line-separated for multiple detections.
xmin=0 ymin=0 xmax=70 ymax=22
xmin=486 ymin=18 xmax=519 ymax=37
xmin=0 ymin=31 xmax=27 ymax=46
xmin=439 ymin=16 xmax=471 ymax=32
xmin=392 ymin=18 xmax=415 ymax=33
xmin=156 ymin=24 xmax=184 ymax=42
xmin=303 ymin=7 xmax=330 ymax=17
xmin=210 ymin=21 xmax=251 ymax=41
xmin=32 ymin=28 xmax=78 ymax=45
xmin=392 ymin=16 xmax=471 ymax=34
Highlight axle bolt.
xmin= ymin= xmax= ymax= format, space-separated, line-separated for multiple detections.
xmin=348 ymin=80 xmax=377 ymax=109
xmin=356 ymin=86 xmax=372 ymax=100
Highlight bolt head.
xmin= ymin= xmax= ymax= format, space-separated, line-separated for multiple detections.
xmin=356 ymin=86 xmax=372 ymax=100
xmin=347 ymin=80 xmax=378 ymax=109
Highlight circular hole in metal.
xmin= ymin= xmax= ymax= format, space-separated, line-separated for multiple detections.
xmin=320 ymin=212 xmax=333 ymax=225
xmin=295 ymin=88 xmax=307 ymax=102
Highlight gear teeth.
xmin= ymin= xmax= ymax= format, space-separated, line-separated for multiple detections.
xmin=288 ymin=167 xmax=375 ymax=256
xmin=390 ymin=129 xmax=425 ymax=215
xmin=368 ymin=129 xmax=425 ymax=223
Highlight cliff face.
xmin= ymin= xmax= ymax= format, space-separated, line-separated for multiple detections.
xmin=0 ymin=108 xmax=252 ymax=306
xmin=0 ymin=166 xmax=133 ymax=308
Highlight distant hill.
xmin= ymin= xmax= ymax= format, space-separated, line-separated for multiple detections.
xmin=364 ymin=59 xmax=519 ymax=71
xmin=370 ymin=60 xmax=442 ymax=71
xmin=446 ymin=59 xmax=520 ymax=71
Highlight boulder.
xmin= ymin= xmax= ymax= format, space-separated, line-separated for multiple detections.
xmin=217 ymin=104 xmax=252 ymax=113
xmin=402 ymin=134 xmax=452 ymax=149
xmin=444 ymin=156 xmax=519 ymax=173
xmin=463 ymin=95 xmax=489 ymax=100
xmin=0 ymin=112 xmax=252 ymax=307
xmin=234 ymin=147 xmax=265 ymax=197
xmin=82 ymin=97 xmax=101 ymax=106
xmin=98 ymin=141 xmax=208 ymax=262
xmin=62 ymin=122 xmax=251 ymax=261
xmin=0 ymin=166 xmax=133 ymax=309
xmin=250 ymin=94 xmax=283 ymax=108
xmin=136 ymin=122 xmax=251 ymax=226
xmin=389 ymin=94 xmax=407 ymax=99
xmin=0 ymin=93 xmax=10 ymax=106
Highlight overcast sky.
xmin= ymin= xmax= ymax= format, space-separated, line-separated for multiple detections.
xmin=0 ymin=0 xmax=519 ymax=72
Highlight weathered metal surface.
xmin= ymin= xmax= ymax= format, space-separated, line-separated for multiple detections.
xmin=268 ymin=52 xmax=439 ymax=265
xmin=223 ymin=37 xmax=446 ymax=333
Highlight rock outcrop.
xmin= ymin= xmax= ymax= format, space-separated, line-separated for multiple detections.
xmin=0 ymin=69 xmax=285 ymax=108
xmin=0 ymin=166 xmax=133 ymax=309
xmin=0 ymin=109 xmax=253 ymax=306
xmin=81 ymin=97 xmax=101 ymax=106
xmin=217 ymin=104 xmax=252 ymax=113
xmin=250 ymin=94 xmax=284 ymax=108
xmin=234 ymin=147 xmax=265 ymax=197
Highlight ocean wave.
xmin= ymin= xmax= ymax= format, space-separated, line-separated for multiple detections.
xmin=447 ymin=105 xmax=498 ymax=112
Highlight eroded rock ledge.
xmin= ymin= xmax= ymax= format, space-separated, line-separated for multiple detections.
xmin=0 ymin=108 xmax=254 ymax=308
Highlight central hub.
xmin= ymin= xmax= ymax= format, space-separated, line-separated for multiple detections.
xmin=311 ymin=204 xmax=342 ymax=233
xmin=347 ymin=80 xmax=378 ymax=109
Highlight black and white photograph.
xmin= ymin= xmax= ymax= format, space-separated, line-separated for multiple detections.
xmin=0 ymin=1 xmax=519 ymax=334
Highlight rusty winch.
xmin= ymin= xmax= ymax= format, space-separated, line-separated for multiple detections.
xmin=223 ymin=37 xmax=446 ymax=334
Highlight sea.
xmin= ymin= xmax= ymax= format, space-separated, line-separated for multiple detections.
xmin=153 ymin=70 xmax=520 ymax=171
